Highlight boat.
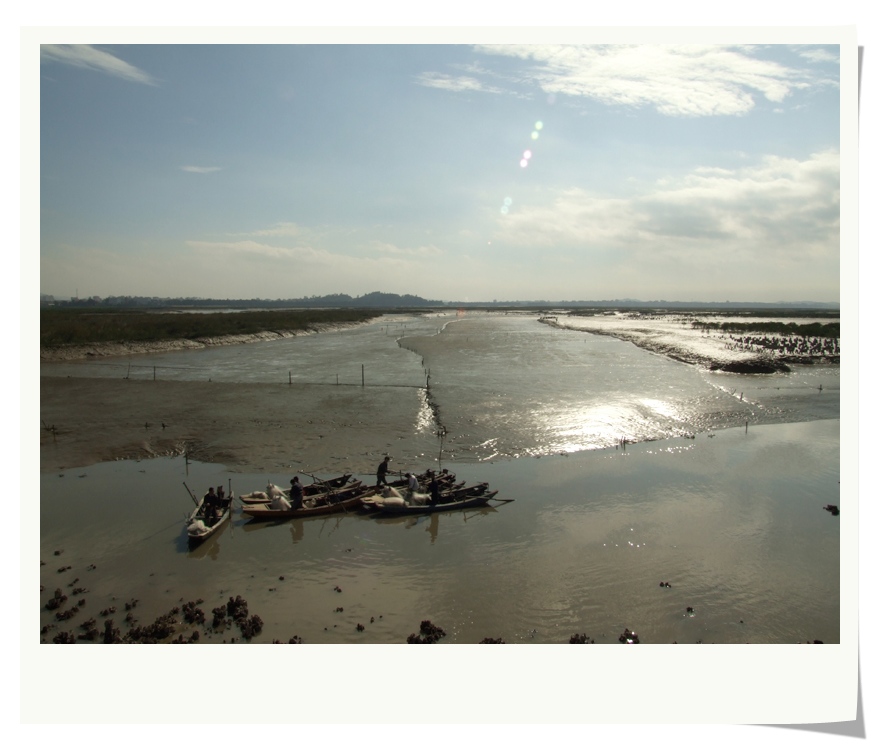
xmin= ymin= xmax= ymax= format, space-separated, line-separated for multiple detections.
xmin=361 ymin=486 xmax=500 ymax=515
xmin=386 ymin=469 xmax=456 ymax=490
xmin=240 ymin=483 xmax=369 ymax=520
xmin=239 ymin=474 xmax=358 ymax=505
xmin=186 ymin=493 xmax=233 ymax=546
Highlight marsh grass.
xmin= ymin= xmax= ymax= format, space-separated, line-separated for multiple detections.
xmin=40 ymin=308 xmax=381 ymax=347
xmin=692 ymin=320 xmax=840 ymax=337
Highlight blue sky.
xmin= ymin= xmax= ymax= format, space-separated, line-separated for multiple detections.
xmin=38 ymin=41 xmax=844 ymax=303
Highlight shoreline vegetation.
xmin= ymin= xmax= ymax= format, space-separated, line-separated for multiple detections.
xmin=40 ymin=308 xmax=381 ymax=361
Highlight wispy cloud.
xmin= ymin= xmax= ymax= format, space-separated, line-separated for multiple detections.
xmin=797 ymin=47 xmax=839 ymax=64
xmin=186 ymin=239 xmax=330 ymax=262
xmin=461 ymin=44 xmax=828 ymax=117
xmin=414 ymin=72 xmax=505 ymax=94
xmin=249 ymin=222 xmax=304 ymax=238
xmin=40 ymin=44 xmax=157 ymax=86
xmin=181 ymin=166 xmax=223 ymax=174
xmin=367 ymin=240 xmax=444 ymax=257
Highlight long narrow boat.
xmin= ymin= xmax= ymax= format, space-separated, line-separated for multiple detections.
xmin=186 ymin=495 xmax=233 ymax=546
xmin=381 ymin=469 xmax=457 ymax=491
xmin=239 ymin=474 xmax=357 ymax=505
xmin=240 ymin=484 xmax=369 ymax=520
xmin=365 ymin=489 xmax=500 ymax=515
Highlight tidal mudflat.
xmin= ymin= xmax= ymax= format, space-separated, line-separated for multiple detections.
xmin=36 ymin=311 xmax=842 ymax=646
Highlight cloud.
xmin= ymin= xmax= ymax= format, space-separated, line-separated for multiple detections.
xmin=414 ymin=72 xmax=505 ymax=94
xmin=495 ymin=150 xmax=839 ymax=264
xmin=797 ymin=47 xmax=839 ymax=64
xmin=249 ymin=222 xmax=304 ymax=238
xmin=186 ymin=239 xmax=333 ymax=262
xmin=367 ymin=240 xmax=444 ymax=258
xmin=181 ymin=165 xmax=223 ymax=173
xmin=40 ymin=45 xmax=157 ymax=86
xmin=465 ymin=44 xmax=826 ymax=117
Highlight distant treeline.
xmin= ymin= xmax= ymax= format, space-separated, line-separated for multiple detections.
xmin=42 ymin=292 xmax=839 ymax=313
xmin=46 ymin=291 xmax=443 ymax=310
xmin=692 ymin=320 xmax=840 ymax=338
xmin=40 ymin=308 xmax=381 ymax=347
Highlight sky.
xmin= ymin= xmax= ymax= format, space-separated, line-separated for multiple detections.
xmin=37 ymin=38 xmax=846 ymax=304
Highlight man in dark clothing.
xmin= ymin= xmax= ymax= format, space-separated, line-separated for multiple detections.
xmin=289 ymin=476 xmax=304 ymax=510
xmin=377 ymin=456 xmax=391 ymax=487
xmin=203 ymin=487 xmax=220 ymax=524
xmin=428 ymin=471 xmax=441 ymax=506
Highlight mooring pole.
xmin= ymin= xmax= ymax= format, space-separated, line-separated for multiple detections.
xmin=362 ymin=364 xmax=365 ymax=387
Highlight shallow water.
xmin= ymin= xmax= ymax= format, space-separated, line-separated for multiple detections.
xmin=38 ymin=311 xmax=840 ymax=644
xmin=38 ymin=423 xmax=840 ymax=645
xmin=404 ymin=313 xmax=838 ymax=460
xmin=40 ymin=311 xmax=839 ymax=461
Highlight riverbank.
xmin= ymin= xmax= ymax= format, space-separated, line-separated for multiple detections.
xmin=39 ymin=320 xmax=371 ymax=362
xmin=542 ymin=311 xmax=839 ymax=373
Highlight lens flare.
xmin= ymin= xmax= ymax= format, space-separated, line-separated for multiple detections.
xmin=535 ymin=121 xmax=543 ymax=130
xmin=531 ymin=131 xmax=539 ymax=140
xmin=523 ymin=150 xmax=532 ymax=159
xmin=504 ymin=197 xmax=513 ymax=206
xmin=520 ymin=159 xmax=528 ymax=168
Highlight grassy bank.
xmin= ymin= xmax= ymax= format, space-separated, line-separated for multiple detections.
xmin=692 ymin=320 xmax=840 ymax=337
xmin=40 ymin=308 xmax=381 ymax=348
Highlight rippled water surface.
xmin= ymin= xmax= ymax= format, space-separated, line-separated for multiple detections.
xmin=38 ymin=311 xmax=841 ymax=644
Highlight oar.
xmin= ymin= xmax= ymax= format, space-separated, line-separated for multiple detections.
xmin=227 ymin=478 xmax=234 ymax=538
xmin=182 ymin=481 xmax=199 ymax=507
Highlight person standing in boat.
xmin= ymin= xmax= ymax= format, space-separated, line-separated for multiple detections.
xmin=289 ymin=476 xmax=304 ymax=510
xmin=427 ymin=471 xmax=441 ymax=506
xmin=203 ymin=487 xmax=220 ymax=524
xmin=377 ymin=456 xmax=391 ymax=487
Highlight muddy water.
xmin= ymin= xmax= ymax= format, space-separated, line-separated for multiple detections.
xmin=37 ymin=419 xmax=839 ymax=645
xmin=37 ymin=311 xmax=840 ymax=645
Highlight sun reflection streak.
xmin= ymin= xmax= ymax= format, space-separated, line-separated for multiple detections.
xmin=640 ymin=398 xmax=684 ymax=421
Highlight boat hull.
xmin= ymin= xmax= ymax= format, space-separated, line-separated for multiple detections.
xmin=364 ymin=490 xmax=498 ymax=515
xmin=186 ymin=500 xmax=232 ymax=545
xmin=241 ymin=489 xmax=368 ymax=520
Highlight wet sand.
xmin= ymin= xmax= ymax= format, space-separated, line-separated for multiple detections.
xmin=544 ymin=312 xmax=839 ymax=373
xmin=41 ymin=377 xmax=439 ymax=476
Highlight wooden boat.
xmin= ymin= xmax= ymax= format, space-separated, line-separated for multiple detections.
xmin=384 ymin=469 xmax=457 ymax=490
xmin=362 ymin=487 xmax=500 ymax=515
xmin=239 ymin=474 xmax=357 ymax=505
xmin=241 ymin=483 xmax=369 ymax=520
xmin=186 ymin=494 xmax=233 ymax=546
